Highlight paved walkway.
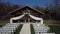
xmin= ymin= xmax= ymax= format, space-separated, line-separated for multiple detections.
xmin=20 ymin=23 xmax=31 ymax=34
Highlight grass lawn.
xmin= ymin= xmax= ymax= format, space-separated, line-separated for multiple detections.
xmin=14 ymin=24 xmax=23 ymax=34
xmin=0 ymin=24 xmax=23 ymax=34
xmin=30 ymin=24 xmax=60 ymax=34
xmin=1 ymin=19 xmax=60 ymax=25
xmin=0 ymin=19 xmax=10 ymax=25
xmin=0 ymin=19 xmax=60 ymax=34
xmin=44 ymin=19 xmax=60 ymax=26
xmin=30 ymin=24 xmax=35 ymax=34
xmin=48 ymin=25 xmax=60 ymax=34
xmin=0 ymin=25 xmax=3 ymax=27
xmin=0 ymin=24 xmax=5 ymax=27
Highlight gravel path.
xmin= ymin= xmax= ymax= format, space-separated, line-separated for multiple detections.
xmin=20 ymin=23 xmax=31 ymax=34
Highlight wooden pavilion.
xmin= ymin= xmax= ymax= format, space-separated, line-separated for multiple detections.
xmin=8 ymin=5 xmax=44 ymax=23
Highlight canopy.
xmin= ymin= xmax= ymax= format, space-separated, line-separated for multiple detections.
xmin=29 ymin=14 xmax=42 ymax=20
xmin=10 ymin=14 xmax=43 ymax=24
xmin=10 ymin=14 xmax=25 ymax=23
xmin=11 ymin=14 xmax=25 ymax=20
xmin=29 ymin=14 xmax=43 ymax=24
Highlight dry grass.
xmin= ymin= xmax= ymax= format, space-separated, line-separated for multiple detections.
xmin=0 ymin=19 xmax=10 ymax=25
xmin=44 ymin=19 xmax=60 ymax=26
xmin=0 ymin=19 xmax=60 ymax=26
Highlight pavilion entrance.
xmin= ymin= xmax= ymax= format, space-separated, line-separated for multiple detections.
xmin=19 ymin=19 xmax=39 ymax=23
xmin=12 ymin=18 xmax=40 ymax=23
xmin=18 ymin=14 xmax=38 ymax=23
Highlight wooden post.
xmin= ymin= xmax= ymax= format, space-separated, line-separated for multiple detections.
xmin=10 ymin=19 xmax=12 ymax=23
xmin=25 ymin=20 xmax=26 ymax=23
xmin=40 ymin=18 xmax=43 ymax=24
xmin=28 ymin=18 xmax=30 ymax=22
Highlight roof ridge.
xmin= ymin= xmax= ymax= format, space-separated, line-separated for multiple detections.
xmin=8 ymin=5 xmax=44 ymax=14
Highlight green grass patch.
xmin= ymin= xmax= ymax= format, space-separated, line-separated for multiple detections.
xmin=0 ymin=24 xmax=5 ymax=27
xmin=14 ymin=24 xmax=23 ymax=34
xmin=0 ymin=25 xmax=3 ymax=27
xmin=48 ymin=25 xmax=60 ymax=34
xmin=30 ymin=24 xmax=35 ymax=34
